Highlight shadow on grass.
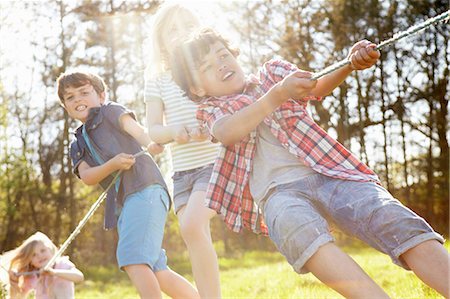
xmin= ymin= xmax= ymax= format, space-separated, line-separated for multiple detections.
xmin=80 ymin=249 xmax=287 ymax=285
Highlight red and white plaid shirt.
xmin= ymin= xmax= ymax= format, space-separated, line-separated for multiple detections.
xmin=197 ymin=59 xmax=380 ymax=235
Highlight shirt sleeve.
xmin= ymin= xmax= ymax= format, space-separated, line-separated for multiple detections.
xmin=69 ymin=138 xmax=87 ymax=178
xmin=261 ymin=59 xmax=299 ymax=83
xmin=196 ymin=103 xmax=230 ymax=136
xmin=262 ymin=59 xmax=322 ymax=102
xmin=104 ymin=102 xmax=137 ymax=133
xmin=55 ymin=256 xmax=75 ymax=270
xmin=144 ymin=78 xmax=162 ymax=103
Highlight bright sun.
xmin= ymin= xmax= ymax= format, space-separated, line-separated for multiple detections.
xmin=175 ymin=0 xmax=235 ymax=34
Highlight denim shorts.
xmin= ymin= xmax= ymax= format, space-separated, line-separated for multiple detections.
xmin=116 ymin=184 xmax=170 ymax=272
xmin=262 ymin=174 xmax=444 ymax=274
xmin=172 ymin=164 xmax=213 ymax=213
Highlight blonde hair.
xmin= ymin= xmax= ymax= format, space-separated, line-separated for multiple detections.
xmin=6 ymin=232 xmax=57 ymax=298
xmin=146 ymin=1 xmax=201 ymax=79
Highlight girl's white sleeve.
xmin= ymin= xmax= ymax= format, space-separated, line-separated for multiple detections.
xmin=144 ymin=78 xmax=162 ymax=103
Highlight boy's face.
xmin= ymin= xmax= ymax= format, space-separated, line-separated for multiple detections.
xmin=191 ymin=41 xmax=246 ymax=98
xmin=62 ymin=84 xmax=105 ymax=123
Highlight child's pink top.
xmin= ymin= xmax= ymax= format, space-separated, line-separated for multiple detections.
xmin=24 ymin=256 xmax=75 ymax=299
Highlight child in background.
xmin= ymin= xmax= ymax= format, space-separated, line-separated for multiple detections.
xmin=145 ymin=3 xmax=221 ymax=298
xmin=4 ymin=231 xmax=83 ymax=299
xmin=57 ymin=71 xmax=199 ymax=299
xmin=170 ymin=28 xmax=449 ymax=298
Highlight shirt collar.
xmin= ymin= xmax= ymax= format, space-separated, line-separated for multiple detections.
xmin=203 ymin=74 xmax=261 ymax=103
xmin=243 ymin=74 xmax=261 ymax=93
xmin=81 ymin=105 xmax=104 ymax=132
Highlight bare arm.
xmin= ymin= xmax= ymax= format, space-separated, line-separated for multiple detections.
xmin=146 ymin=99 xmax=190 ymax=144
xmin=44 ymin=267 xmax=84 ymax=283
xmin=312 ymin=40 xmax=380 ymax=97
xmin=78 ymin=154 xmax=135 ymax=186
xmin=78 ymin=113 xmax=165 ymax=185
xmin=213 ymin=40 xmax=379 ymax=146
xmin=120 ymin=113 xmax=164 ymax=155
xmin=213 ymin=71 xmax=317 ymax=146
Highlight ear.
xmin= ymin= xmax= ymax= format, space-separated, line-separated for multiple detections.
xmin=190 ymin=86 xmax=206 ymax=97
xmin=99 ymin=91 xmax=106 ymax=103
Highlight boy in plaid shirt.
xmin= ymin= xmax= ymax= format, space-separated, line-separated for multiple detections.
xmin=171 ymin=28 xmax=449 ymax=298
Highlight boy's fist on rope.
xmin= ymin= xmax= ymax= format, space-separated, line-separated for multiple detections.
xmin=347 ymin=40 xmax=380 ymax=70
xmin=276 ymin=70 xmax=317 ymax=102
xmin=111 ymin=153 xmax=135 ymax=170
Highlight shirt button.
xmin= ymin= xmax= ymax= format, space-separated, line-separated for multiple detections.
xmin=77 ymin=152 xmax=81 ymax=157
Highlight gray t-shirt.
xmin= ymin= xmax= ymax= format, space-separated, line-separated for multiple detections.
xmin=249 ymin=123 xmax=316 ymax=204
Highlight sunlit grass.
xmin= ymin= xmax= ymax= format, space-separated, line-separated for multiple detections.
xmin=75 ymin=242 xmax=447 ymax=298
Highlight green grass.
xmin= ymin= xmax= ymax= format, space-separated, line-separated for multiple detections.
xmin=76 ymin=243 xmax=446 ymax=298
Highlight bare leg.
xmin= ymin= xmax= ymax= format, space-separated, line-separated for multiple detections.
xmin=178 ymin=190 xmax=221 ymax=298
xmin=123 ymin=264 xmax=161 ymax=299
xmin=156 ymin=269 xmax=200 ymax=299
xmin=304 ymin=243 xmax=389 ymax=299
xmin=401 ymin=240 xmax=450 ymax=298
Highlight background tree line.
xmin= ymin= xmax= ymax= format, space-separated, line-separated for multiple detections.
xmin=0 ymin=0 xmax=448 ymax=268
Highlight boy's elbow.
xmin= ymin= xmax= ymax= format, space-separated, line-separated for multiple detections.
xmin=214 ymin=130 xmax=239 ymax=146
xmin=221 ymin=137 xmax=237 ymax=146
xmin=212 ymin=119 xmax=239 ymax=146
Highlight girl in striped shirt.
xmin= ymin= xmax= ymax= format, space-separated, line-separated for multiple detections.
xmin=144 ymin=3 xmax=221 ymax=298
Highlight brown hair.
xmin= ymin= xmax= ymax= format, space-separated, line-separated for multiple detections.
xmin=170 ymin=28 xmax=240 ymax=101
xmin=56 ymin=71 xmax=107 ymax=105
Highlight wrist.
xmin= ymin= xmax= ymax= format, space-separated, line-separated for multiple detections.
xmin=346 ymin=61 xmax=355 ymax=72
xmin=106 ymin=159 xmax=120 ymax=173
xmin=268 ymin=84 xmax=288 ymax=106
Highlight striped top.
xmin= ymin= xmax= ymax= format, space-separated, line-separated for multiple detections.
xmin=145 ymin=72 xmax=219 ymax=172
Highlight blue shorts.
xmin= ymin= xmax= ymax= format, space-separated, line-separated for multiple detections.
xmin=172 ymin=164 xmax=213 ymax=213
xmin=262 ymin=174 xmax=444 ymax=274
xmin=116 ymin=184 xmax=170 ymax=272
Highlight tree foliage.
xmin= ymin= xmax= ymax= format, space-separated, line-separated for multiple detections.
xmin=0 ymin=0 xmax=448 ymax=270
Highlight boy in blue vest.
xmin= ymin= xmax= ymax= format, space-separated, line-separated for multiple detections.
xmin=57 ymin=71 xmax=199 ymax=299
xmin=170 ymin=28 xmax=449 ymax=298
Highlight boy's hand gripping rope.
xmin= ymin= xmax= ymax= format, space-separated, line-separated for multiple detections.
xmin=311 ymin=10 xmax=449 ymax=80
xmin=4 ymin=150 xmax=148 ymax=277
xmin=7 ymin=10 xmax=448 ymax=278
xmin=40 ymin=149 xmax=148 ymax=273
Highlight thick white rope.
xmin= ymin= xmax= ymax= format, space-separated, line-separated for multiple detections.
xmin=311 ymin=10 xmax=449 ymax=80
xmin=7 ymin=10 xmax=449 ymax=277
xmin=40 ymin=149 xmax=148 ymax=272
xmin=3 ymin=169 xmax=124 ymax=277
xmin=2 ymin=150 xmax=147 ymax=276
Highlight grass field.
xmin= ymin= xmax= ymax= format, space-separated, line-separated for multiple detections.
xmin=76 ymin=242 xmax=446 ymax=299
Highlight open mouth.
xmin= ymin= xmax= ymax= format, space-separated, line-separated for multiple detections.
xmin=222 ymin=71 xmax=234 ymax=81
xmin=76 ymin=105 xmax=87 ymax=112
